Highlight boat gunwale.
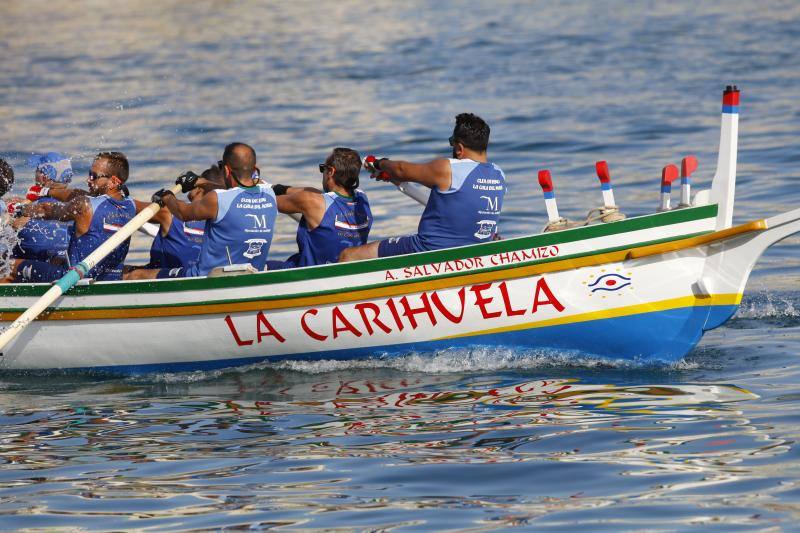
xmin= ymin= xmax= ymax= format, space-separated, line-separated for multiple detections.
xmin=0 ymin=205 xmax=719 ymax=299
xmin=0 ymin=216 xmax=767 ymax=320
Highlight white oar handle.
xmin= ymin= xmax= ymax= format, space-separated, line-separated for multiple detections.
xmin=392 ymin=180 xmax=429 ymax=206
xmin=0 ymin=184 xmax=183 ymax=356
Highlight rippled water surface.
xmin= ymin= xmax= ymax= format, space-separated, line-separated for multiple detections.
xmin=2 ymin=0 xmax=800 ymax=529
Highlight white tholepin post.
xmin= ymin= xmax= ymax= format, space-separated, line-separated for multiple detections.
xmin=710 ymin=85 xmax=740 ymax=229
xmin=595 ymin=161 xmax=616 ymax=207
xmin=659 ymin=164 xmax=679 ymax=211
xmin=538 ymin=170 xmax=560 ymax=223
xmin=680 ymin=155 xmax=698 ymax=207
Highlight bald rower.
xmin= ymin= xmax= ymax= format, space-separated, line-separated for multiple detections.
xmin=142 ymin=142 xmax=278 ymax=278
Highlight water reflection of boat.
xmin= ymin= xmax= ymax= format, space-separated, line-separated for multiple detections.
xmin=150 ymin=375 xmax=757 ymax=443
xmin=1 ymin=86 xmax=798 ymax=373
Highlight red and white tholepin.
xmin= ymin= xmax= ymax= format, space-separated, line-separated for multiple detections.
xmin=659 ymin=164 xmax=679 ymax=211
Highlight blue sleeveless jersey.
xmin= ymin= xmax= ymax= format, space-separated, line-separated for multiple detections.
xmin=417 ymin=158 xmax=506 ymax=249
xmin=287 ymin=190 xmax=372 ymax=267
xmin=149 ymin=217 xmax=205 ymax=269
xmin=68 ymin=195 xmax=136 ymax=281
xmin=186 ymin=184 xmax=277 ymax=277
xmin=14 ymin=197 xmax=71 ymax=261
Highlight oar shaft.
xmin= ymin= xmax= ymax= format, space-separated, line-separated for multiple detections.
xmin=0 ymin=284 xmax=65 ymax=353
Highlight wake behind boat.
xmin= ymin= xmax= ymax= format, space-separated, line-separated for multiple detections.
xmin=1 ymin=86 xmax=798 ymax=374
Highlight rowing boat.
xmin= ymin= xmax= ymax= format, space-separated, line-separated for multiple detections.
xmin=1 ymin=86 xmax=798 ymax=374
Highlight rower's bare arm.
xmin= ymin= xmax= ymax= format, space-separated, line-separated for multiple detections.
xmin=277 ymin=191 xmax=323 ymax=214
xmin=285 ymin=186 xmax=323 ymax=195
xmin=164 ymin=190 xmax=218 ymax=222
xmin=46 ymin=184 xmax=89 ymax=202
xmin=277 ymin=191 xmax=325 ymax=227
xmin=26 ymin=195 xmax=89 ymax=223
xmin=381 ymin=158 xmax=451 ymax=191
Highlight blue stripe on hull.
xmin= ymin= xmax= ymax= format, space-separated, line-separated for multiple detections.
xmin=57 ymin=304 xmax=739 ymax=375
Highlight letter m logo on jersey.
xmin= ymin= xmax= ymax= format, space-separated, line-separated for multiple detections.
xmin=246 ymin=214 xmax=270 ymax=229
xmin=481 ymin=196 xmax=499 ymax=211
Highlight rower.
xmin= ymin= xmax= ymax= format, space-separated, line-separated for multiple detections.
xmin=12 ymin=152 xmax=74 ymax=263
xmin=268 ymin=147 xmax=372 ymax=268
xmin=122 ymin=167 xmax=223 ymax=280
xmin=146 ymin=142 xmax=277 ymax=278
xmin=2 ymin=152 xmax=137 ymax=283
xmin=339 ymin=113 xmax=506 ymax=262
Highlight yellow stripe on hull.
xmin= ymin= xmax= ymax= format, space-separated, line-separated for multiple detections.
xmin=437 ymin=293 xmax=743 ymax=341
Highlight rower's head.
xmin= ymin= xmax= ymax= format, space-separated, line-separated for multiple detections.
xmin=88 ymin=151 xmax=128 ymax=197
xmin=220 ymin=142 xmax=258 ymax=188
xmin=449 ymin=113 xmax=490 ymax=159
xmin=30 ymin=152 xmax=73 ymax=186
xmin=321 ymin=147 xmax=361 ymax=195
xmin=189 ymin=165 xmax=226 ymax=202
xmin=0 ymin=158 xmax=13 ymax=197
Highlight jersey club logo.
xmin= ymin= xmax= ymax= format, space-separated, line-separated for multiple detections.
xmin=243 ymin=238 xmax=267 ymax=259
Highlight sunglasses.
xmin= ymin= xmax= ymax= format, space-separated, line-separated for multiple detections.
xmin=319 ymin=163 xmax=333 ymax=173
xmin=88 ymin=171 xmax=112 ymax=181
xmin=448 ymin=135 xmax=456 ymax=147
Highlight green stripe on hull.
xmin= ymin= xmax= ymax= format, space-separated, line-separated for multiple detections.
xmin=0 ymin=231 xmax=711 ymax=314
xmin=0 ymin=205 xmax=717 ymax=298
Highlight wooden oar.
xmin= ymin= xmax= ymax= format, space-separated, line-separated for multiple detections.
xmin=0 ymin=183 xmax=183 ymax=356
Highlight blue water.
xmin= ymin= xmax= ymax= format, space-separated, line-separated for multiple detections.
xmin=1 ymin=0 xmax=800 ymax=529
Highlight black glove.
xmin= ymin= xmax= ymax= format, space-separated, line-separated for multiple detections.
xmin=152 ymin=188 xmax=174 ymax=207
xmin=364 ymin=155 xmax=389 ymax=173
xmin=176 ymin=171 xmax=199 ymax=193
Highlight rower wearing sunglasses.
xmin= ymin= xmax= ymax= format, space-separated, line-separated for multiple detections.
xmin=338 ymin=113 xmax=506 ymax=262
xmin=144 ymin=142 xmax=277 ymax=278
xmin=2 ymin=151 xmax=136 ymax=283
xmin=267 ymin=147 xmax=372 ymax=269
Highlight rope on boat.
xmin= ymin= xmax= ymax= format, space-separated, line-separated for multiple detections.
xmin=543 ymin=206 xmax=626 ymax=232
xmin=588 ymin=205 xmax=627 ymax=224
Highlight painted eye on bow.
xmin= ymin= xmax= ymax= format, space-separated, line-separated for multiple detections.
xmin=588 ymin=273 xmax=631 ymax=293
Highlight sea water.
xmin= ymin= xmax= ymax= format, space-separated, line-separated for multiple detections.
xmin=1 ymin=0 xmax=799 ymax=529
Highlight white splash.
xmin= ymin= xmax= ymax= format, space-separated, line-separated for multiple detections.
xmin=737 ymin=292 xmax=800 ymax=319
xmin=0 ymin=220 xmax=20 ymax=279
